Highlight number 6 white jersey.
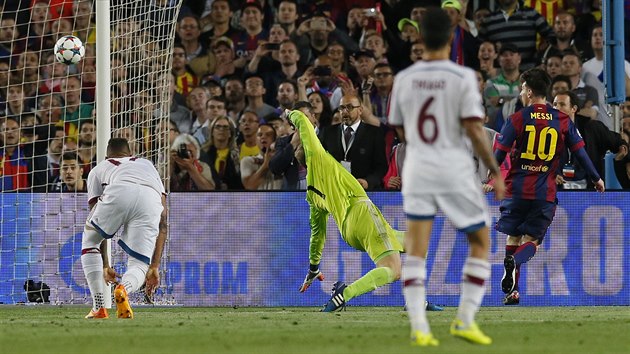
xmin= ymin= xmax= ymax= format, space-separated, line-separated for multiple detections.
xmin=388 ymin=60 xmax=485 ymax=194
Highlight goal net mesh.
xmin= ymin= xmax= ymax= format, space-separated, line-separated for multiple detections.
xmin=0 ymin=0 xmax=182 ymax=305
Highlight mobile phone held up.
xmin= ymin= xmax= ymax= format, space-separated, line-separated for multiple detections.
xmin=264 ymin=42 xmax=280 ymax=50
xmin=177 ymin=144 xmax=190 ymax=159
xmin=364 ymin=8 xmax=377 ymax=17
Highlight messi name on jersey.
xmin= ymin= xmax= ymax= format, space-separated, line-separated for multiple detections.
xmin=531 ymin=112 xmax=553 ymax=120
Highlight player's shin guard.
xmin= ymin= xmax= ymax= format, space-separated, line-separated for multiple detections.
xmin=343 ymin=267 xmax=395 ymax=302
xmin=120 ymin=258 xmax=149 ymax=294
xmin=457 ymin=257 xmax=491 ymax=327
xmin=402 ymin=256 xmax=430 ymax=334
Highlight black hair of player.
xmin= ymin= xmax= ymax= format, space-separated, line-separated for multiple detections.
xmin=420 ymin=7 xmax=452 ymax=51
xmin=107 ymin=138 xmax=131 ymax=157
xmin=520 ymin=68 xmax=552 ymax=99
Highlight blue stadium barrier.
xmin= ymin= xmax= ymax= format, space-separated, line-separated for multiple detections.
xmin=1 ymin=192 xmax=628 ymax=306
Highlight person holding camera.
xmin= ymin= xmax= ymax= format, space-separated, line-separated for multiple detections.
xmin=241 ymin=124 xmax=282 ymax=190
xmin=169 ymin=133 xmax=215 ymax=191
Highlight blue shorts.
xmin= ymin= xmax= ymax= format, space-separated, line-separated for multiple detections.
xmin=495 ymin=198 xmax=557 ymax=242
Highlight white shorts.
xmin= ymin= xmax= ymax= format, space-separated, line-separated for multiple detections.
xmin=403 ymin=181 xmax=489 ymax=232
xmin=89 ymin=183 xmax=163 ymax=264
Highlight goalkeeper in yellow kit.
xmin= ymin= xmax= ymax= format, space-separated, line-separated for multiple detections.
xmin=288 ymin=108 xmax=441 ymax=312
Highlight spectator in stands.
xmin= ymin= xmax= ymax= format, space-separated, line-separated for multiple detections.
xmin=0 ymin=17 xmax=21 ymax=64
xmin=77 ymin=119 xmax=96 ymax=177
xmin=442 ymin=0 xmax=480 ymax=68
xmin=550 ymin=74 xmax=572 ymax=100
xmin=238 ymin=110 xmax=261 ymax=160
xmin=72 ymin=0 xmax=96 ymax=45
xmin=39 ymin=53 xmax=67 ymax=95
xmin=209 ymin=37 xmax=244 ymax=84
xmin=225 ymin=75 xmax=247 ymax=124
xmin=366 ymin=63 xmax=394 ymax=124
xmin=553 ymin=90 xmax=625 ymax=189
xmin=266 ymin=114 xmax=289 ymax=138
xmin=172 ymin=44 xmax=198 ymax=97
xmin=319 ymin=94 xmax=387 ymax=190
xmin=36 ymin=94 xmax=63 ymax=134
xmin=248 ymin=39 xmax=302 ymax=106
xmin=15 ymin=50 xmax=40 ymax=97
xmin=27 ymin=0 xmax=55 ymax=52
xmin=231 ymin=1 xmax=268 ymax=62
xmin=276 ymin=79 xmax=298 ymax=111
xmin=110 ymin=56 xmax=128 ymax=97
xmin=478 ymin=0 xmax=554 ymax=70
xmin=345 ymin=7 xmax=365 ymax=44
xmin=549 ymin=11 xmax=590 ymax=59
xmin=544 ymin=49 xmax=564 ymax=79
xmin=410 ymin=41 xmax=425 ymax=63
xmin=293 ymin=12 xmax=358 ymax=68
xmin=582 ymin=25 xmax=630 ymax=101
xmin=350 ymin=50 xmax=377 ymax=94
xmin=154 ymin=119 xmax=179 ymax=179
xmin=306 ymin=90 xmax=333 ymax=132
xmin=202 ymin=0 xmax=237 ymax=41
xmin=561 ymin=49 xmax=608 ymax=127
xmin=50 ymin=17 xmax=73 ymax=38
xmin=276 ymin=0 xmax=300 ymax=36
xmin=269 ymin=102 xmax=310 ymax=190
xmin=2 ymin=82 xmax=35 ymax=118
xmin=244 ymin=74 xmax=276 ymax=118
xmin=188 ymin=86 xmax=211 ymax=138
xmin=478 ymin=41 xmax=498 ymax=79
xmin=49 ymin=151 xmax=86 ymax=192
xmin=241 ymin=123 xmax=282 ymax=190
xmin=484 ymin=43 xmax=521 ymax=128
xmin=161 ymin=72 xmax=192 ymax=134
xmin=383 ymin=142 xmax=405 ymax=190
xmin=362 ymin=31 xmax=388 ymax=65
xmin=195 ymin=95 xmax=227 ymax=145
xmin=45 ymin=125 xmax=64 ymax=185
xmin=1 ymin=117 xmax=32 ymax=191
xmin=200 ymin=116 xmax=243 ymax=190
xmin=114 ymin=126 xmax=142 ymax=156
xmin=170 ymin=133 xmax=215 ymax=191
xmin=61 ymin=75 xmax=93 ymax=126
xmin=177 ymin=15 xmax=205 ymax=62
xmin=326 ymin=42 xmax=347 ymax=76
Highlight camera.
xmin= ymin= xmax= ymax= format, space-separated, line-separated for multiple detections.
xmin=264 ymin=42 xmax=280 ymax=50
xmin=364 ymin=8 xmax=377 ymax=17
xmin=312 ymin=66 xmax=332 ymax=77
xmin=177 ymin=144 xmax=190 ymax=159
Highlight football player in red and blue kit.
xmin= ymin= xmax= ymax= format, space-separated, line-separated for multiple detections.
xmin=494 ymin=68 xmax=605 ymax=305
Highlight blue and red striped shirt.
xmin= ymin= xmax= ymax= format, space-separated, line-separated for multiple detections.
xmin=495 ymin=103 xmax=584 ymax=202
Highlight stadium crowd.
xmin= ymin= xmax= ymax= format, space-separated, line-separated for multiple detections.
xmin=0 ymin=0 xmax=629 ymax=192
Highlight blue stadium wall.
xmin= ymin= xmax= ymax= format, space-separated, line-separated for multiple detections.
xmin=1 ymin=192 xmax=628 ymax=306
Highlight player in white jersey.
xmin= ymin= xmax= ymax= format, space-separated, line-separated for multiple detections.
xmin=388 ymin=8 xmax=505 ymax=347
xmin=81 ymin=138 xmax=167 ymax=319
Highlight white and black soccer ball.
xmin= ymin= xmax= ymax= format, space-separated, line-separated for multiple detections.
xmin=54 ymin=35 xmax=85 ymax=65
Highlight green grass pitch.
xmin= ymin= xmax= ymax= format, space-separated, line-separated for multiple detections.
xmin=0 ymin=306 xmax=628 ymax=354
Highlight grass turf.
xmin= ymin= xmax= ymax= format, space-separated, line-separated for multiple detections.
xmin=0 ymin=306 xmax=628 ymax=354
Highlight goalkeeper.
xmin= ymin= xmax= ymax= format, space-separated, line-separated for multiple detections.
xmin=289 ymin=108 xmax=441 ymax=312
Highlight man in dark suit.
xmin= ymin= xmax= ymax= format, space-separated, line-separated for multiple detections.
xmin=319 ymin=94 xmax=387 ymax=189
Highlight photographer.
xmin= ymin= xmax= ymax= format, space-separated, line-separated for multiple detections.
xmin=169 ymin=133 xmax=215 ymax=191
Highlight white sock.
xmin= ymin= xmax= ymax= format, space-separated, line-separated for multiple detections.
xmin=457 ymin=257 xmax=491 ymax=326
xmin=81 ymin=251 xmax=105 ymax=311
xmin=120 ymin=258 xmax=149 ymax=293
xmin=402 ymin=255 xmax=430 ymax=333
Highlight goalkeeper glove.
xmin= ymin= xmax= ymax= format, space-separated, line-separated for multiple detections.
xmin=299 ymin=268 xmax=324 ymax=293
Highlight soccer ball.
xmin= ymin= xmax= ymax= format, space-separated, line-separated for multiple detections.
xmin=54 ymin=35 xmax=85 ymax=65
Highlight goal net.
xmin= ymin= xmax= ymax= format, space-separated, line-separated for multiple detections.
xmin=0 ymin=0 xmax=182 ymax=305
